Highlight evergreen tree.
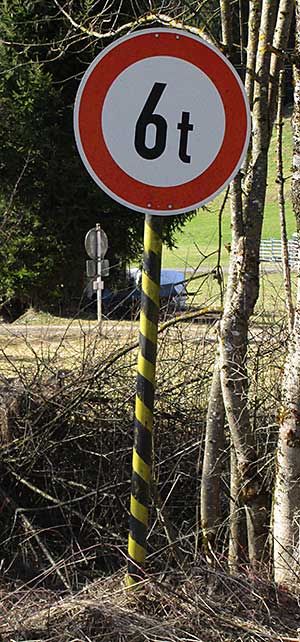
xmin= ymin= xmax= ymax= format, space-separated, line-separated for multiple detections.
xmin=0 ymin=0 xmax=193 ymax=315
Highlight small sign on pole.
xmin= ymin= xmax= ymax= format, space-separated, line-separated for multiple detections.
xmin=85 ymin=227 xmax=108 ymax=260
xmin=96 ymin=224 xmax=102 ymax=326
xmin=84 ymin=224 xmax=109 ymax=327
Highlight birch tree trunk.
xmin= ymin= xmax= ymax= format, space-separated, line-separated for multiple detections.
xmin=200 ymin=0 xmax=237 ymax=561
xmin=276 ymin=70 xmax=294 ymax=334
xmin=201 ymin=357 xmax=225 ymax=559
xmin=269 ymin=0 xmax=295 ymax=130
xmin=220 ymin=0 xmax=232 ymax=53
xmin=201 ymin=0 xmax=293 ymax=571
xmin=273 ymin=284 xmax=300 ymax=588
xmin=273 ymin=1 xmax=300 ymax=589
xmin=219 ymin=0 xmax=279 ymax=568
xmin=229 ymin=447 xmax=247 ymax=573
xmin=244 ymin=0 xmax=262 ymax=111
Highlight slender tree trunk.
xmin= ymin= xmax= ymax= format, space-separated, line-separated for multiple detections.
xmin=228 ymin=446 xmax=247 ymax=573
xmin=269 ymin=0 xmax=295 ymax=130
xmin=200 ymin=0 xmax=240 ymax=565
xmin=225 ymin=175 xmax=254 ymax=566
xmin=220 ymin=0 xmax=233 ymax=52
xmin=276 ymin=70 xmax=294 ymax=333
xmin=244 ymin=0 xmax=262 ymax=110
xmin=198 ymin=0 xmax=246 ymax=567
xmin=201 ymin=357 xmax=225 ymax=560
xmin=273 ymin=277 xmax=300 ymax=588
xmin=220 ymin=0 xmax=279 ymax=569
xmin=243 ymin=0 xmax=262 ymax=193
xmin=273 ymin=1 xmax=300 ymax=588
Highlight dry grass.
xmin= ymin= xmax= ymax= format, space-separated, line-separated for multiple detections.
xmin=0 ymin=302 xmax=294 ymax=642
xmin=2 ymin=565 xmax=300 ymax=641
xmin=0 ymin=317 xmax=139 ymax=376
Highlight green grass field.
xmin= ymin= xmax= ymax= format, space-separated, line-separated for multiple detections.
xmin=162 ymin=110 xmax=295 ymax=269
xmin=185 ymin=266 xmax=298 ymax=315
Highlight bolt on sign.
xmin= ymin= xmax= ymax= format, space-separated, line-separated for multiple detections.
xmin=74 ymin=28 xmax=250 ymax=216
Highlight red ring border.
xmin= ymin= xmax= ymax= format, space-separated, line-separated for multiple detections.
xmin=75 ymin=30 xmax=250 ymax=213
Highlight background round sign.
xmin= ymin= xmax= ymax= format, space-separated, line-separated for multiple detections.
xmin=74 ymin=28 xmax=251 ymax=216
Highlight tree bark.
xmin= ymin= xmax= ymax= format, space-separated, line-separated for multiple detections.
xmin=220 ymin=0 xmax=233 ymax=52
xmin=273 ymin=278 xmax=300 ymax=588
xmin=244 ymin=0 xmax=262 ymax=111
xmin=219 ymin=0 xmax=279 ymax=569
xmin=229 ymin=446 xmax=247 ymax=573
xmin=201 ymin=357 xmax=225 ymax=560
xmin=276 ymin=70 xmax=294 ymax=334
xmin=273 ymin=0 xmax=300 ymax=589
xmin=200 ymin=0 xmax=241 ymax=566
xmin=269 ymin=0 xmax=295 ymax=130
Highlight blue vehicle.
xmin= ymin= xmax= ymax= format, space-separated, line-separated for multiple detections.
xmin=157 ymin=269 xmax=187 ymax=310
xmin=130 ymin=268 xmax=187 ymax=310
xmin=97 ymin=268 xmax=188 ymax=318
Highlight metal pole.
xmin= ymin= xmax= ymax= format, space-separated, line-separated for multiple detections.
xmin=126 ymin=214 xmax=163 ymax=586
xmin=96 ymin=223 xmax=102 ymax=329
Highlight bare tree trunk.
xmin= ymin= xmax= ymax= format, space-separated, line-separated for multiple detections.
xmin=201 ymin=357 xmax=225 ymax=560
xmin=273 ymin=277 xmax=300 ymax=588
xmin=199 ymin=0 xmax=233 ymax=555
xmin=269 ymin=0 xmax=295 ymax=129
xmin=219 ymin=0 xmax=232 ymax=47
xmin=201 ymin=0 xmax=292 ymax=573
xmin=226 ymin=1 xmax=260 ymax=564
xmin=273 ymin=1 xmax=300 ymax=588
xmin=244 ymin=0 xmax=262 ymax=110
xmin=228 ymin=446 xmax=247 ymax=574
xmin=225 ymin=175 xmax=255 ymax=567
xmin=276 ymin=70 xmax=294 ymax=333
xmin=243 ymin=0 xmax=262 ymax=193
xmin=219 ymin=0 xmax=279 ymax=569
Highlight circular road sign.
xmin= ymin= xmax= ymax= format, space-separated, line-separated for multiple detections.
xmin=85 ymin=228 xmax=108 ymax=259
xmin=74 ymin=28 xmax=250 ymax=216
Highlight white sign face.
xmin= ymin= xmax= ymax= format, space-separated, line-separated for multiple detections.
xmin=85 ymin=228 xmax=108 ymax=259
xmin=74 ymin=28 xmax=251 ymax=215
xmin=102 ymin=56 xmax=225 ymax=188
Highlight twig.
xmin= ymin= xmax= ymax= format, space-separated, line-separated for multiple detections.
xmin=267 ymin=43 xmax=300 ymax=69
xmin=276 ymin=69 xmax=294 ymax=332
xmin=0 ymin=488 xmax=71 ymax=590
xmin=53 ymin=2 xmax=215 ymax=44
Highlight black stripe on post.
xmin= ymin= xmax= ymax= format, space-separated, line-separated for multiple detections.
xmin=126 ymin=214 xmax=163 ymax=587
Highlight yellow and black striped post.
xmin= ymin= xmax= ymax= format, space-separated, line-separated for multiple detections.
xmin=126 ymin=214 xmax=163 ymax=586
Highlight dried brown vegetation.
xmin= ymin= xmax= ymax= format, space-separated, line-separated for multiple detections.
xmin=2 ymin=565 xmax=300 ymax=641
xmin=0 ymin=312 xmax=295 ymax=640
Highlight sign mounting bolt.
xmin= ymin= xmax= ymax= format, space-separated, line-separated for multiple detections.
xmin=168 ymin=204 xmax=173 ymax=209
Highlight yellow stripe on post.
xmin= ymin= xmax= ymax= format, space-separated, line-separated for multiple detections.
xmin=138 ymin=353 xmax=155 ymax=383
xmin=140 ymin=311 xmax=157 ymax=344
xmin=128 ymin=534 xmax=146 ymax=564
xmin=132 ymin=448 xmax=151 ymax=483
xmin=125 ymin=574 xmax=138 ymax=588
xmin=142 ymin=272 xmax=160 ymax=306
xmin=135 ymin=397 xmax=153 ymax=432
xmin=144 ymin=221 xmax=162 ymax=255
xmin=130 ymin=495 xmax=149 ymax=526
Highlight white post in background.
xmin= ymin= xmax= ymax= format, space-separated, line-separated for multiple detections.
xmin=96 ymin=223 xmax=102 ymax=328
